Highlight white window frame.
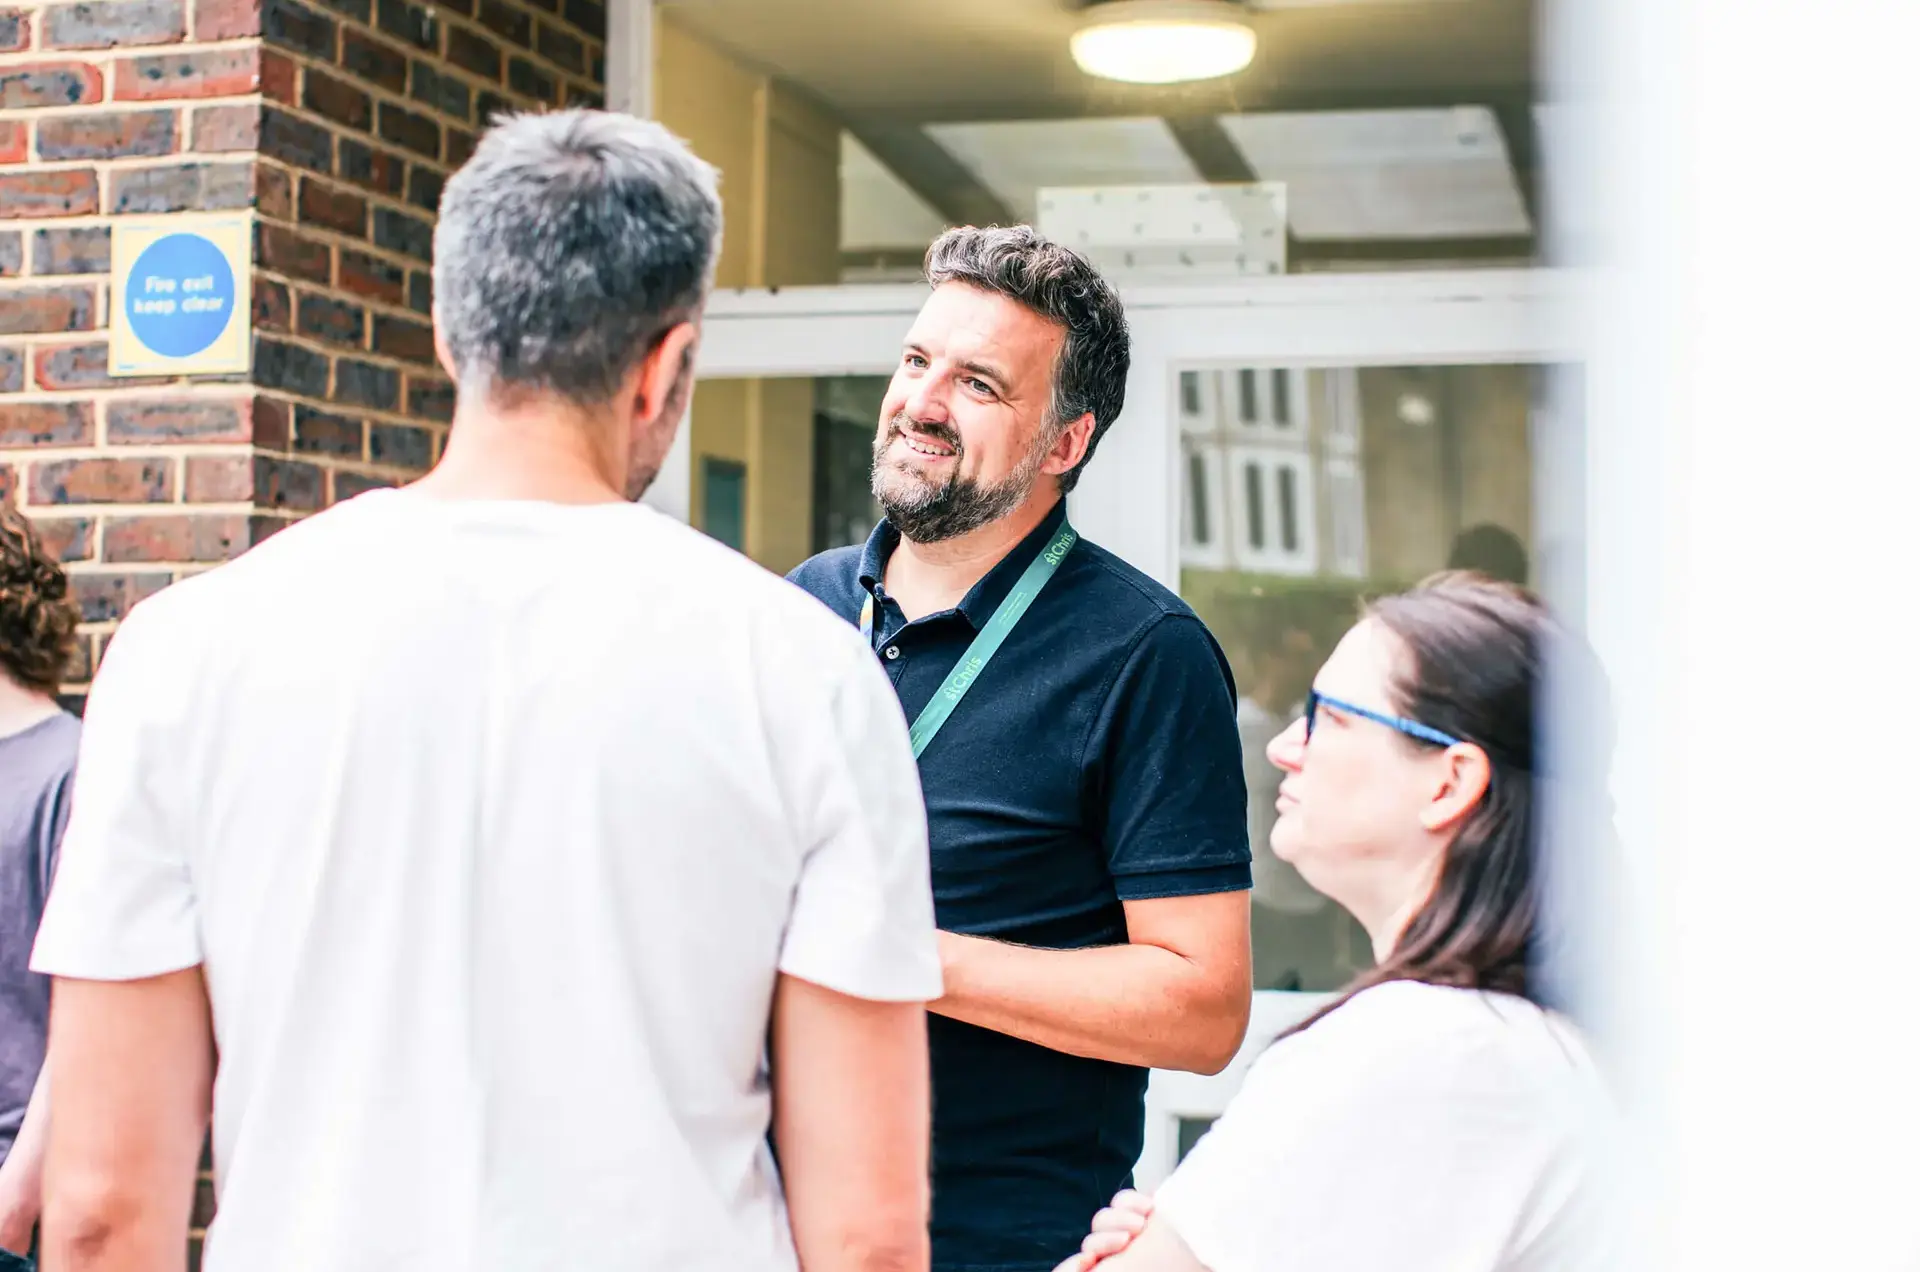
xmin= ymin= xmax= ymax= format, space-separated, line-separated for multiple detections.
xmin=691 ymin=268 xmax=1589 ymax=590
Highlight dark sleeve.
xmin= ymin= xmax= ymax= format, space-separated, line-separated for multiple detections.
xmin=1088 ymin=614 xmax=1252 ymax=901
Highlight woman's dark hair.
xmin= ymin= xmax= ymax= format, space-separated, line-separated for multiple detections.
xmin=0 ymin=504 xmax=80 ymax=697
xmin=1282 ymin=570 xmax=1554 ymax=1038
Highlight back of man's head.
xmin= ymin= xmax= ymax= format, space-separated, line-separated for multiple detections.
xmin=432 ymin=110 xmax=722 ymax=406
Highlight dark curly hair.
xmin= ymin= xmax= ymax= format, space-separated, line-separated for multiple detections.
xmin=0 ymin=505 xmax=80 ymax=697
xmin=924 ymin=225 xmax=1130 ymax=493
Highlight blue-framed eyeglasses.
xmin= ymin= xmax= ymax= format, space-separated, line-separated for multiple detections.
xmin=1305 ymin=689 xmax=1462 ymax=748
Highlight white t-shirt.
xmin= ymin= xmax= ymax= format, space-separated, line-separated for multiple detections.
xmin=31 ymin=491 xmax=942 ymax=1272
xmin=1155 ymin=981 xmax=1611 ymax=1272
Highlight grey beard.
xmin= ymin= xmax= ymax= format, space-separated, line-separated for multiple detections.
xmin=871 ymin=437 xmax=1045 ymax=545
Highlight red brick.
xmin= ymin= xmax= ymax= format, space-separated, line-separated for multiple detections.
xmin=193 ymin=0 xmax=257 ymax=38
xmin=37 ymin=109 xmax=178 ymax=160
xmin=30 ymin=456 xmax=174 ymax=504
xmin=0 ymin=8 xmax=29 ymax=51
xmin=445 ymin=126 xmax=476 ymax=169
xmin=406 ymin=376 xmax=454 ymax=422
xmin=254 ymin=162 xmax=292 ymax=219
xmin=255 ymin=222 xmax=331 ymax=284
xmin=183 ymin=454 xmax=249 ymax=502
xmin=331 ymin=469 xmax=394 ymax=501
xmin=68 ymin=570 xmax=169 ymax=621
xmin=0 ymin=345 xmax=19 ymax=389
xmin=0 ymin=122 xmax=25 ymax=164
xmin=31 ymin=342 xmax=166 ymax=390
xmin=253 ymin=455 xmax=323 ymax=510
xmin=337 ymin=248 xmax=404 ymax=304
xmin=292 ymin=404 xmax=362 ymax=457
xmin=259 ymin=48 xmax=296 ymax=104
xmin=31 ymin=226 xmax=111 ymax=275
xmin=296 ymin=293 xmax=365 ymax=347
xmin=250 ymin=393 xmax=290 ymax=448
xmin=252 ymin=275 xmax=290 ymax=332
xmin=0 ymin=285 xmax=96 ymax=335
xmin=297 ymin=177 xmax=366 ymax=237
xmin=103 ymin=512 xmax=247 ymax=562
xmin=0 ymin=462 xmax=14 ymax=506
xmin=115 ymin=47 xmax=258 ymax=101
xmin=108 ymin=161 xmax=250 ymax=214
xmin=443 ymin=27 xmax=499 ymax=80
xmin=0 ymin=170 xmax=99 ymax=219
xmin=303 ymin=67 xmax=371 ymax=130
xmin=376 ymin=101 xmax=438 ymax=159
xmin=42 ymin=0 xmax=186 ymax=49
xmin=341 ymin=28 xmax=407 ymax=93
xmin=371 ymin=313 xmax=434 ymax=365
xmin=337 ymin=137 xmax=404 ymax=196
xmin=31 ymin=515 xmax=96 ymax=562
xmin=106 ymin=397 xmax=251 ymax=444
xmin=1 ymin=62 xmax=106 ymax=109
xmin=0 ymin=401 xmax=93 ymax=448
xmin=192 ymin=103 xmax=258 ymax=152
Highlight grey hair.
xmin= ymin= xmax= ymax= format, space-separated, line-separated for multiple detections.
xmin=923 ymin=225 xmax=1130 ymax=493
xmin=433 ymin=109 xmax=722 ymax=405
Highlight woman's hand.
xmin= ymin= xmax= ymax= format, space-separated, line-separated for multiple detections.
xmin=1052 ymin=1189 xmax=1156 ymax=1271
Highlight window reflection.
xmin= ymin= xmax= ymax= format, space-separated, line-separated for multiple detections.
xmin=1180 ymin=362 xmax=1539 ymax=991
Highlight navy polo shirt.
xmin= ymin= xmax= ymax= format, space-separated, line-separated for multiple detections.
xmin=787 ymin=500 xmax=1250 ymax=1272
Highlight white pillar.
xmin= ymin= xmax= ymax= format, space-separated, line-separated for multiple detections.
xmin=1555 ymin=1 xmax=1920 ymax=1268
xmin=603 ymin=0 xmax=652 ymax=118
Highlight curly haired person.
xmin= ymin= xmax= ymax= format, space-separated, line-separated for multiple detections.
xmin=0 ymin=506 xmax=82 ymax=1269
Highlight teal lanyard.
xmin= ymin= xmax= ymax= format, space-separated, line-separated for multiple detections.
xmin=860 ymin=523 xmax=1077 ymax=759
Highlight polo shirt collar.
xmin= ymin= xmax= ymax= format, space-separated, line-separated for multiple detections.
xmin=857 ymin=499 xmax=1070 ymax=632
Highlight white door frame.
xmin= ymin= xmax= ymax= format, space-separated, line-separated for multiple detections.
xmin=693 ymin=268 xmax=1590 ymax=585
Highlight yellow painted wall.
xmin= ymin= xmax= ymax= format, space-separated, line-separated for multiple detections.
xmin=654 ymin=16 xmax=840 ymax=574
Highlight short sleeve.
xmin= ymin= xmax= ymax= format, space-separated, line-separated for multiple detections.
xmin=30 ymin=602 xmax=203 ymax=982
xmin=776 ymin=643 xmax=942 ymax=1003
xmin=1093 ymin=615 xmax=1251 ymax=898
xmin=1153 ymin=990 xmax=1586 ymax=1272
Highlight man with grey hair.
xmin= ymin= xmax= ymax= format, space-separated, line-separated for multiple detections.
xmin=789 ymin=227 xmax=1253 ymax=1272
xmin=29 ymin=111 xmax=940 ymax=1272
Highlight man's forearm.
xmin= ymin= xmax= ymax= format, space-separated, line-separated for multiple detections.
xmin=932 ymin=933 xmax=1247 ymax=1073
xmin=0 ymin=1068 xmax=51 ymax=1253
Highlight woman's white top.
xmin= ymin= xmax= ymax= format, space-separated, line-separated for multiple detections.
xmin=1155 ymin=981 xmax=1612 ymax=1272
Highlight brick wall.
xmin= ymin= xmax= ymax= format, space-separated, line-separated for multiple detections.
xmin=3 ymin=0 xmax=603 ymax=1258
xmin=3 ymin=0 xmax=604 ymax=716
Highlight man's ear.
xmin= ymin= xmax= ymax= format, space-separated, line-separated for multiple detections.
xmin=1040 ymin=412 xmax=1097 ymax=479
xmin=433 ymin=322 xmax=458 ymax=383
xmin=633 ymin=322 xmax=699 ymax=426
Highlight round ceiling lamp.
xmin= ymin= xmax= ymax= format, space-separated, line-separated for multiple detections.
xmin=1070 ymin=0 xmax=1258 ymax=85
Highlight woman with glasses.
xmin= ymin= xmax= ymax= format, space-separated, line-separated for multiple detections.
xmin=1056 ymin=571 xmax=1610 ymax=1272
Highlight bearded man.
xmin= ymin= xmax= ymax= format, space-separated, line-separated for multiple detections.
xmin=788 ymin=226 xmax=1254 ymax=1272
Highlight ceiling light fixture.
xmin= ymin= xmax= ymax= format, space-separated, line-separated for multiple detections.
xmin=1071 ymin=0 xmax=1258 ymax=86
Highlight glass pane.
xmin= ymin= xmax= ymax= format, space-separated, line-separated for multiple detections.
xmin=1188 ymin=452 xmax=1211 ymax=547
xmin=1271 ymin=369 xmax=1291 ymax=427
xmin=1243 ymin=462 xmax=1266 ymax=549
xmin=1179 ymin=370 xmax=1202 ymax=417
xmin=1179 ymin=362 xmax=1540 ymax=992
xmin=701 ymin=458 xmax=747 ymax=552
xmin=689 ymin=376 xmax=881 ymax=575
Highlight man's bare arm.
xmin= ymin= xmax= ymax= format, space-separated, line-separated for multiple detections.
xmin=772 ymin=973 xmax=931 ymax=1272
xmin=931 ymin=891 xmax=1251 ymax=1074
xmin=40 ymin=969 xmax=213 ymax=1272
xmin=0 ymin=1068 xmax=51 ymax=1253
